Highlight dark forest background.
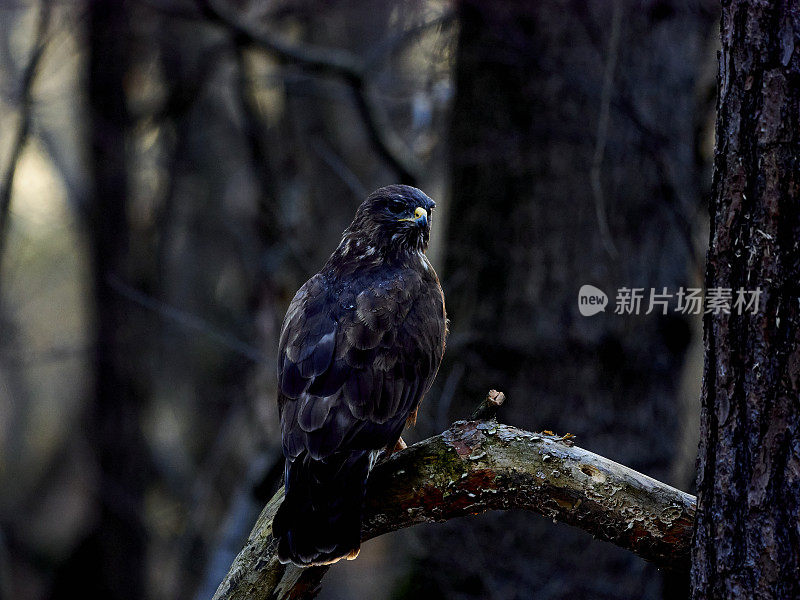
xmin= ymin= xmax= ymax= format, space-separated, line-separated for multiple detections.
xmin=0 ymin=1 xmax=720 ymax=599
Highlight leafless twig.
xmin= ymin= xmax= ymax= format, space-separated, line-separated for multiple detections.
xmin=196 ymin=0 xmax=423 ymax=184
xmin=590 ymin=0 xmax=622 ymax=259
xmin=363 ymin=12 xmax=456 ymax=73
xmin=311 ymin=137 xmax=368 ymax=198
xmin=197 ymin=0 xmax=363 ymax=78
xmin=576 ymin=1 xmax=703 ymax=270
xmin=108 ymin=275 xmax=267 ymax=363
xmin=229 ymin=40 xmax=318 ymax=275
xmin=0 ymin=1 xmax=51 ymax=280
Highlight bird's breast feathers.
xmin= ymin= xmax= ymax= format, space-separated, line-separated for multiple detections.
xmin=277 ymin=263 xmax=445 ymax=459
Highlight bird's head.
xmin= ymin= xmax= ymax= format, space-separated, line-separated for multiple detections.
xmin=342 ymin=185 xmax=436 ymax=258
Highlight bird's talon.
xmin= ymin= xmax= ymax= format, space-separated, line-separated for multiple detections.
xmin=391 ymin=437 xmax=408 ymax=454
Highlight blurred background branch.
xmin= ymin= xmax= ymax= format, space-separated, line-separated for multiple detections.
xmin=196 ymin=0 xmax=433 ymax=184
xmin=0 ymin=0 xmax=51 ymax=284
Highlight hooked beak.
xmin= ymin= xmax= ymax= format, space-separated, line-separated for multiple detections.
xmin=399 ymin=206 xmax=428 ymax=227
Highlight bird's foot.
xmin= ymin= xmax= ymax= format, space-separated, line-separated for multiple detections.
xmin=389 ymin=437 xmax=407 ymax=454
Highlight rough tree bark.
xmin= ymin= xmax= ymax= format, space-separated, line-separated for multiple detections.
xmin=212 ymin=396 xmax=696 ymax=600
xmin=691 ymin=1 xmax=800 ymax=598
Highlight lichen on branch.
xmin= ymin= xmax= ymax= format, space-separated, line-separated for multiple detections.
xmin=212 ymin=416 xmax=695 ymax=600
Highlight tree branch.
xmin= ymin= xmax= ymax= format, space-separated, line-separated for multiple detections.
xmin=212 ymin=417 xmax=695 ymax=600
xmin=195 ymin=0 xmax=424 ymax=184
xmin=0 ymin=1 xmax=51 ymax=277
xmin=196 ymin=0 xmax=364 ymax=79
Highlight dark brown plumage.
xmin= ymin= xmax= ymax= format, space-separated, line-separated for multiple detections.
xmin=273 ymin=185 xmax=447 ymax=567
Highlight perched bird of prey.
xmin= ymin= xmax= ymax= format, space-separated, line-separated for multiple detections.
xmin=273 ymin=185 xmax=447 ymax=567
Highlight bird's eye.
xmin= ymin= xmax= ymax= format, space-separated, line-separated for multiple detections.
xmin=387 ymin=199 xmax=406 ymax=214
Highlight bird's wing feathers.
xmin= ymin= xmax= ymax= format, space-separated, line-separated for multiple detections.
xmin=278 ymin=269 xmax=444 ymax=461
xmin=278 ymin=275 xmax=337 ymax=399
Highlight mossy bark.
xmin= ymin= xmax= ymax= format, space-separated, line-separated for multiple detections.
xmin=213 ymin=421 xmax=696 ymax=600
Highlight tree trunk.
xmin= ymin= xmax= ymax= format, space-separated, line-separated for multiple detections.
xmin=691 ymin=1 xmax=800 ymax=598
xmin=421 ymin=1 xmax=715 ymax=597
xmin=87 ymin=2 xmax=149 ymax=596
xmin=51 ymin=3 xmax=149 ymax=599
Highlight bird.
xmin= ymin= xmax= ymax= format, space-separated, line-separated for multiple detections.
xmin=272 ymin=184 xmax=447 ymax=567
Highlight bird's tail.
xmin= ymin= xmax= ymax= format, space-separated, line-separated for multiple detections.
xmin=273 ymin=450 xmax=371 ymax=567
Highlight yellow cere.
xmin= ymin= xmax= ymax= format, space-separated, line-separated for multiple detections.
xmin=400 ymin=207 xmax=427 ymax=222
